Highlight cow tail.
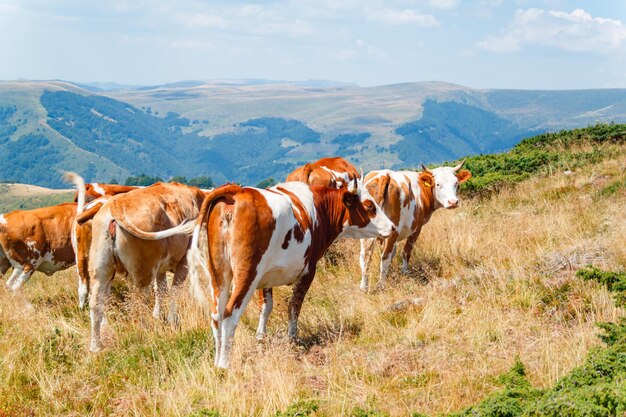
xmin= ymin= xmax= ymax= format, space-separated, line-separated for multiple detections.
xmin=187 ymin=185 xmax=241 ymax=312
xmin=64 ymin=172 xmax=86 ymax=214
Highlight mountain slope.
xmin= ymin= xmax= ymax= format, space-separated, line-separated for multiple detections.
xmin=2 ymin=80 xmax=626 ymax=187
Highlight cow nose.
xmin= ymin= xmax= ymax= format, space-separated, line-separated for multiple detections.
xmin=447 ymin=199 xmax=458 ymax=208
xmin=391 ymin=225 xmax=397 ymax=233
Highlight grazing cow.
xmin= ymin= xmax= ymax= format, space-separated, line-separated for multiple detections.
xmin=132 ymin=179 xmax=395 ymax=368
xmin=286 ymin=156 xmax=360 ymax=188
xmin=0 ymin=203 xmax=77 ymax=291
xmin=359 ymin=161 xmax=472 ymax=291
xmin=86 ymin=182 xmax=206 ymax=352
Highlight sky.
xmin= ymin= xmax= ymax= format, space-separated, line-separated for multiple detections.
xmin=0 ymin=0 xmax=625 ymax=89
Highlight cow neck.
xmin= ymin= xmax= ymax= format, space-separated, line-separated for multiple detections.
xmin=310 ymin=187 xmax=347 ymax=256
xmin=419 ymin=182 xmax=437 ymax=218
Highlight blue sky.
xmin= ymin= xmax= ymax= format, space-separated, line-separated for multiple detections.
xmin=1 ymin=0 xmax=625 ymax=89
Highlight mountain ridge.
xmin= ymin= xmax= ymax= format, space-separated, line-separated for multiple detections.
xmin=1 ymin=79 xmax=626 ymax=187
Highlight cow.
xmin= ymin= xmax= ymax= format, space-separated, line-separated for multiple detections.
xmin=359 ymin=161 xmax=472 ymax=291
xmin=84 ymin=182 xmax=206 ymax=352
xmin=127 ymin=179 xmax=395 ymax=368
xmin=286 ymin=156 xmax=360 ymax=188
xmin=0 ymin=176 xmax=139 ymax=294
xmin=80 ymin=182 xmax=138 ymax=203
xmin=0 ymin=203 xmax=77 ymax=291
xmin=65 ymin=173 xmax=140 ymax=308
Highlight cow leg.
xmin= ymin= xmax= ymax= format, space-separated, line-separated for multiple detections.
xmin=359 ymin=238 xmax=377 ymax=292
xmin=167 ymin=260 xmax=188 ymax=327
xmin=377 ymin=233 xmax=399 ymax=290
xmin=401 ymin=230 xmax=421 ymax=274
xmin=288 ymin=269 xmax=316 ymax=341
xmin=0 ymin=248 xmax=10 ymax=279
xmin=88 ymin=236 xmax=115 ymax=352
xmin=211 ymin=275 xmax=232 ymax=367
xmin=5 ymin=267 xmax=20 ymax=289
xmin=216 ymin=280 xmax=258 ymax=369
xmin=76 ymin=250 xmax=90 ymax=310
xmin=9 ymin=266 xmax=34 ymax=291
xmin=255 ymin=288 xmax=273 ymax=340
xmin=152 ymin=273 xmax=167 ymax=320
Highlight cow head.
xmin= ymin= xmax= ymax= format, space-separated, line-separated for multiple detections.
xmin=340 ymin=178 xmax=396 ymax=239
xmin=421 ymin=161 xmax=472 ymax=209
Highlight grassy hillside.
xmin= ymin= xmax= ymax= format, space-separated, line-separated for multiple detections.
xmin=0 ymin=125 xmax=625 ymax=416
xmin=0 ymin=183 xmax=73 ymax=212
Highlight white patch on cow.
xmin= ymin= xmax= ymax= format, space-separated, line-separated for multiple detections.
xmin=254 ymin=186 xmax=314 ymax=288
xmin=91 ymin=183 xmax=106 ymax=197
xmin=341 ymin=182 xmax=394 ymax=239
xmin=0 ymin=214 xmax=6 ymax=225
xmin=429 ymin=167 xmax=462 ymax=209
xmin=37 ymin=251 xmax=69 ymax=274
xmin=85 ymin=197 xmax=107 ymax=211
xmin=78 ymin=277 xmax=88 ymax=309
xmin=320 ymin=166 xmax=351 ymax=188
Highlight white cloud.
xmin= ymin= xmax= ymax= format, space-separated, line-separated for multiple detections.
xmin=368 ymin=8 xmax=439 ymax=27
xmin=170 ymin=39 xmax=213 ymax=51
xmin=181 ymin=13 xmax=230 ymax=29
xmin=426 ymin=0 xmax=459 ymax=10
xmin=476 ymin=8 xmax=626 ymax=54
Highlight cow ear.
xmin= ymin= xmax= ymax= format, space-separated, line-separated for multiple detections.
xmin=419 ymin=172 xmax=434 ymax=188
xmin=456 ymin=169 xmax=472 ymax=183
xmin=342 ymin=190 xmax=357 ymax=207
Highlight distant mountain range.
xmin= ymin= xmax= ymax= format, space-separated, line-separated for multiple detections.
xmin=1 ymin=79 xmax=625 ymax=188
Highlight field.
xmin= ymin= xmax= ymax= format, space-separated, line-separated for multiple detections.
xmin=0 ymin=183 xmax=73 ymax=212
xmin=1 ymin=126 xmax=626 ymax=416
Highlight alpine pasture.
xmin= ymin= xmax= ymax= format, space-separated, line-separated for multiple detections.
xmin=1 ymin=124 xmax=626 ymax=416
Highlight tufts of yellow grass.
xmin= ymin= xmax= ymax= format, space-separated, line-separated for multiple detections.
xmin=1 ymin=153 xmax=625 ymax=416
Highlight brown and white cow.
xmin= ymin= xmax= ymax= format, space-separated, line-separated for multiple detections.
xmin=65 ymin=173 xmax=139 ymax=308
xmin=286 ymin=156 xmax=360 ymax=188
xmin=85 ymin=182 xmax=206 ymax=352
xmin=131 ymin=179 xmax=395 ymax=368
xmin=79 ymin=182 xmax=138 ymax=203
xmin=359 ymin=161 xmax=472 ymax=291
xmin=0 ymin=203 xmax=77 ymax=291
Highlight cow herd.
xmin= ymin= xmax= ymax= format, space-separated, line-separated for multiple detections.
xmin=0 ymin=156 xmax=471 ymax=368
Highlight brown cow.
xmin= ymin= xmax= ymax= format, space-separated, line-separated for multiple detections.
xmin=0 ymin=203 xmax=76 ymax=291
xmin=78 ymin=182 xmax=138 ymax=203
xmin=286 ymin=156 xmax=360 ymax=188
xmin=65 ymin=173 xmax=139 ymax=308
xmin=359 ymin=162 xmax=472 ymax=291
xmin=126 ymin=179 xmax=395 ymax=367
xmin=85 ymin=182 xmax=206 ymax=352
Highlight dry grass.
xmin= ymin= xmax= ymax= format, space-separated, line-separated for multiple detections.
xmin=1 ymin=155 xmax=626 ymax=416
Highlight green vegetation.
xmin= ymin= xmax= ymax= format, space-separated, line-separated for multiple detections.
xmin=459 ymin=123 xmax=626 ymax=196
xmin=446 ymin=266 xmax=626 ymax=417
xmin=256 ymin=177 xmax=277 ymax=188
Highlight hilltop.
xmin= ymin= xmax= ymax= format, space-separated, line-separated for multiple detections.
xmin=2 ymin=79 xmax=626 ymax=187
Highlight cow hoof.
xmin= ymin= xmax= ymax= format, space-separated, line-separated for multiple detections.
xmin=255 ymin=332 xmax=265 ymax=341
xmin=359 ymin=284 xmax=369 ymax=293
xmin=89 ymin=343 xmax=102 ymax=353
